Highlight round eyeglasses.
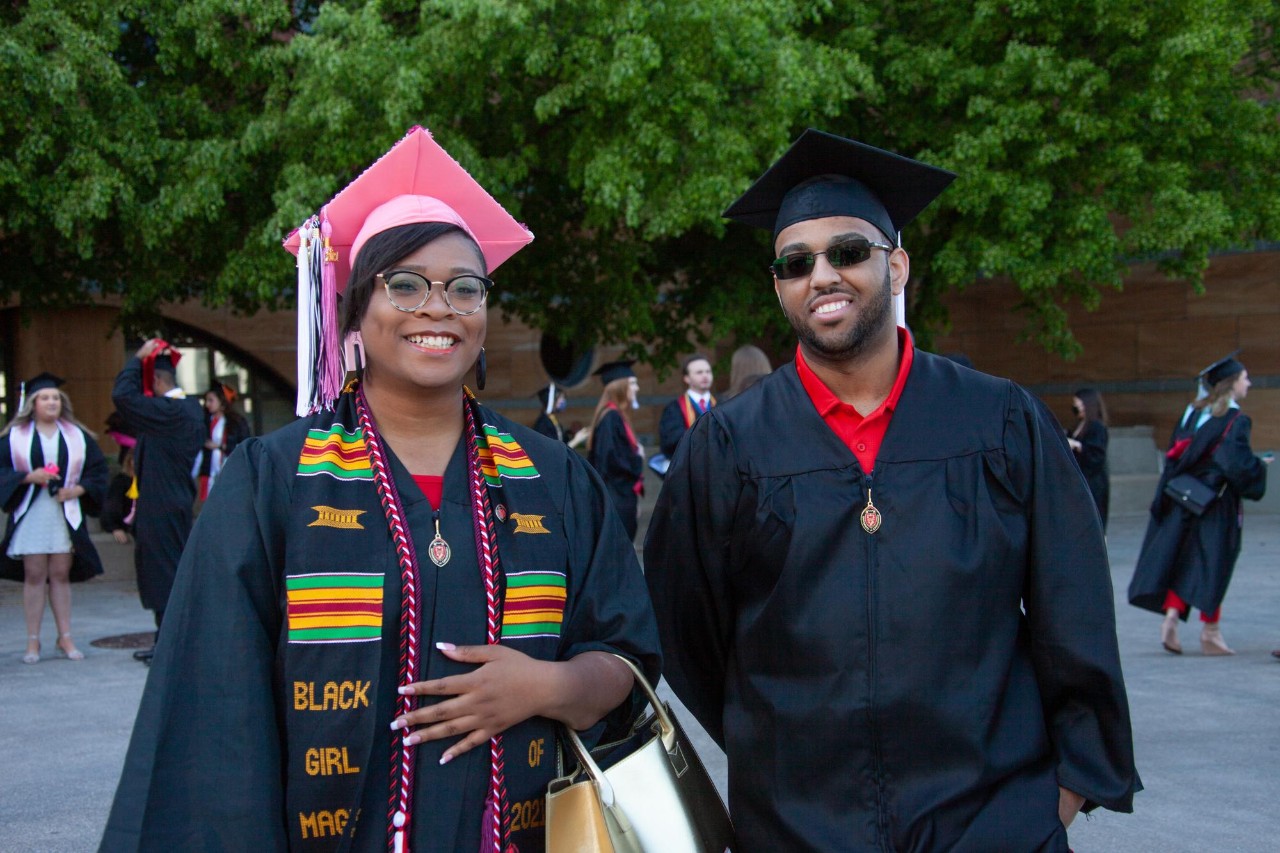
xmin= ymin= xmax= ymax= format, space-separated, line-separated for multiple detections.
xmin=378 ymin=270 xmax=494 ymax=315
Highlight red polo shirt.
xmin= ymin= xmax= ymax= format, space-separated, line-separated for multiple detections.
xmin=795 ymin=327 xmax=914 ymax=474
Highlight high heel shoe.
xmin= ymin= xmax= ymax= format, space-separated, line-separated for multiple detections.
xmin=22 ymin=635 xmax=40 ymax=665
xmin=1201 ymin=623 xmax=1234 ymax=656
xmin=56 ymin=633 xmax=85 ymax=661
xmin=1161 ymin=608 xmax=1182 ymax=655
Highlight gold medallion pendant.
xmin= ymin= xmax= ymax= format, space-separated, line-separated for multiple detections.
xmin=860 ymin=489 xmax=882 ymax=534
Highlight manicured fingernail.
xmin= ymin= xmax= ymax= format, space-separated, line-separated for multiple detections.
xmin=402 ymin=735 xmax=419 ymax=746
xmin=436 ymin=642 xmax=456 ymax=651
xmin=397 ymin=686 xmax=412 ymax=695
xmin=390 ymin=718 xmax=404 ymax=730
xmin=439 ymin=753 xmax=453 ymax=765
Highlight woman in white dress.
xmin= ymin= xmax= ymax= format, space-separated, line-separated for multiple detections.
xmin=1 ymin=373 xmax=109 ymax=663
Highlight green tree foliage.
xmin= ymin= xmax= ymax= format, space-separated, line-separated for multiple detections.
xmin=3 ymin=1 xmax=1277 ymax=361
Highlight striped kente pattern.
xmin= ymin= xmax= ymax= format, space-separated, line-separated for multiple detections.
xmin=499 ymin=571 xmax=566 ymax=639
xmin=285 ymin=573 xmax=382 ymax=643
xmin=477 ymin=424 xmax=539 ymax=486
xmin=297 ymin=424 xmax=372 ymax=480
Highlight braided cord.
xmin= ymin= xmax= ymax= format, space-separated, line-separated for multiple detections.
xmin=464 ymin=397 xmax=509 ymax=852
xmin=355 ymin=388 xmax=421 ymax=852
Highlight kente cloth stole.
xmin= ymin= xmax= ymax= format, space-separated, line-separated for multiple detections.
xmin=679 ymin=393 xmax=715 ymax=428
xmin=283 ymin=388 xmax=568 ymax=853
xmin=8 ymin=420 xmax=86 ymax=529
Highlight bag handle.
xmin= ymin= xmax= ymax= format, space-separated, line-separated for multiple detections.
xmin=561 ymin=654 xmax=674 ymax=807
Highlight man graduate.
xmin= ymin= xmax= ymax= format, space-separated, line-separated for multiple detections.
xmin=111 ymin=339 xmax=205 ymax=660
xmin=644 ymin=129 xmax=1140 ymax=852
xmin=658 ymin=354 xmax=715 ymax=460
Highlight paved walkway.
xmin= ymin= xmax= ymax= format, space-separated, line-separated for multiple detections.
xmin=3 ymin=509 xmax=1278 ymax=852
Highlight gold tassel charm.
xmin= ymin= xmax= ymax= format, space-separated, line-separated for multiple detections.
xmin=860 ymin=488 xmax=882 ymax=534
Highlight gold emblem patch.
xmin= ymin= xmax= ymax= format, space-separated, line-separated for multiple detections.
xmin=511 ymin=513 xmax=550 ymax=534
xmin=308 ymin=506 xmax=366 ymax=530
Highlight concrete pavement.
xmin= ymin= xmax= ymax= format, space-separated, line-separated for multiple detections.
xmin=3 ymin=508 xmax=1278 ymax=852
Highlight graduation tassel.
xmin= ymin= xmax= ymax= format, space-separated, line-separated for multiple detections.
xmin=317 ymin=215 xmax=343 ymax=410
xmin=294 ymin=217 xmax=319 ymax=417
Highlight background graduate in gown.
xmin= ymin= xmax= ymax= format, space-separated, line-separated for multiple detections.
xmin=645 ymin=129 xmax=1140 ymax=852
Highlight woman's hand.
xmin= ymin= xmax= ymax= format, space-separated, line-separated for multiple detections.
xmin=1067 ymin=438 xmax=1082 ymax=452
xmin=24 ymin=469 xmax=55 ymax=486
xmin=55 ymin=485 xmax=84 ymax=503
xmin=391 ymin=645 xmax=632 ymax=765
xmin=204 ymin=439 xmax=219 ymax=450
xmin=111 ymin=529 xmax=130 ymax=545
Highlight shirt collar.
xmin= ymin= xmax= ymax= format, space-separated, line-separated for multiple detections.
xmin=795 ymin=326 xmax=914 ymax=417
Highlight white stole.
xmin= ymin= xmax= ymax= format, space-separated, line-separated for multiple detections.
xmin=9 ymin=420 xmax=86 ymax=529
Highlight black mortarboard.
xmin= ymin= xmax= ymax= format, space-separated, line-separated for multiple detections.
xmin=153 ymin=354 xmax=177 ymax=373
xmin=1199 ymin=351 xmax=1244 ymax=388
xmin=723 ymin=129 xmax=957 ymax=244
xmin=23 ymin=372 xmax=65 ymax=395
xmin=593 ymin=360 xmax=636 ymax=386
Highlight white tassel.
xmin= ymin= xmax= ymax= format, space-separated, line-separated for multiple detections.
xmin=294 ymin=219 xmax=318 ymax=417
xmin=546 ymin=380 xmax=556 ymax=415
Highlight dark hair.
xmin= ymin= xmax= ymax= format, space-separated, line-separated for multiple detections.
xmin=682 ymin=353 xmax=711 ymax=376
xmin=1073 ymin=387 xmax=1107 ymax=426
xmin=341 ymin=222 xmax=486 ymax=339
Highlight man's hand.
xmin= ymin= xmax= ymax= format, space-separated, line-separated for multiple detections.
xmin=135 ymin=339 xmax=160 ymax=360
xmin=1058 ymin=786 xmax=1085 ymax=828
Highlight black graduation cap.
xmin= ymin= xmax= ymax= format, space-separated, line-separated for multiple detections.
xmin=1199 ymin=351 xmax=1244 ymax=388
xmin=153 ymin=354 xmax=177 ymax=373
xmin=593 ymin=360 xmax=636 ymax=386
xmin=722 ymin=129 xmax=957 ymax=244
xmin=23 ymin=372 xmax=65 ymax=395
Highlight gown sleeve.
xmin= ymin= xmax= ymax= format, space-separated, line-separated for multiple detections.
xmin=77 ymin=432 xmax=110 ymax=517
xmin=591 ymin=411 xmax=642 ymax=484
xmin=658 ymin=400 xmax=685 ymax=459
xmin=642 ymin=413 xmax=739 ymax=748
xmin=111 ymin=357 xmax=188 ymax=437
xmin=557 ymin=450 xmax=662 ymax=734
xmin=1008 ymin=391 xmax=1140 ymax=813
xmin=1076 ymin=420 xmax=1108 ymax=476
xmin=1213 ymin=413 xmax=1267 ymax=501
xmin=0 ymin=434 xmax=30 ymax=512
xmin=100 ymin=440 xmax=290 ymax=852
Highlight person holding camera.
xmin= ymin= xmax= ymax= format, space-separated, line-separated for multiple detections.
xmin=1 ymin=373 xmax=109 ymax=663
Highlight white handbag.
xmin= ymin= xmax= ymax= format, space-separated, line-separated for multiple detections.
xmin=546 ymin=655 xmax=734 ymax=853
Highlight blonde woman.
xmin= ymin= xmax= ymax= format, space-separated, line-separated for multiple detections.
xmin=587 ymin=361 xmax=644 ymax=540
xmin=1130 ymin=354 xmax=1271 ymax=655
xmin=1 ymin=373 xmax=109 ymax=663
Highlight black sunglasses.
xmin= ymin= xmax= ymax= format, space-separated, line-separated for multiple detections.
xmin=770 ymin=236 xmax=894 ymax=280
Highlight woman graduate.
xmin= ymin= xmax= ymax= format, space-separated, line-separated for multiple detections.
xmin=585 ymin=361 xmax=644 ymax=541
xmin=1130 ymin=353 xmax=1269 ymax=655
xmin=101 ymin=127 xmax=660 ymax=853
xmin=1066 ymin=387 xmax=1110 ymax=531
xmin=1 ymin=373 xmax=109 ymax=663
xmin=192 ymin=380 xmax=251 ymax=500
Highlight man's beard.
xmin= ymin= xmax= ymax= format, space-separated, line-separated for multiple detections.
xmin=783 ymin=267 xmax=894 ymax=361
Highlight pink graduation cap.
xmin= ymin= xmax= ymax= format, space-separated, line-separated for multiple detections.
xmin=282 ymin=126 xmax=534 ymax=415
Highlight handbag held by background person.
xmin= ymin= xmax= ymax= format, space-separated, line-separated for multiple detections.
xmin=1163 ymin=473 xmax=1221 ymax=516
xmin=545 ymin=654 xmax=734 ymax=853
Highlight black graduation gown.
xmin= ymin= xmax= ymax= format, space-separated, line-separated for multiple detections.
xmin=659 ymin=396 xmax=693 ymax=459
xmin=645 ymin=353 xmax=1139 ymax=853
xmin=100 ymin=473 xmax=134 ymax=536
xmin=1072 ymin=419 xmax=1109 ymax=531
xmin=101 ymin=403 xmax=660 ymax=852
xmin=111 ymin=357 xmax=206 ymax=613
xmin=195 ymin=411 xmax=251 ymax=477
xmin=0 ymin=427 xmax=109 ymax=582
xmin=1128 ymin=409 xmax=1267 ymax=617
xmin=532 ymin=412 xmax=565 ymax=443
xmin=587 ymin=409 xmax=642 ymax=541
